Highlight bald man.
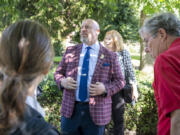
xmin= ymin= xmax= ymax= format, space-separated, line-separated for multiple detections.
xmin=54 ymin=19 xmax=124 ymax=135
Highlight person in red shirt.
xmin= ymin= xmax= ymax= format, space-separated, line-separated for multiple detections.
xmin=139 ymin=12 xmax=180 ymax=135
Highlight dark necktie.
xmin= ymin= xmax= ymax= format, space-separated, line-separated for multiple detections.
xmin=79 ymin=47 xmax=91 ymax=101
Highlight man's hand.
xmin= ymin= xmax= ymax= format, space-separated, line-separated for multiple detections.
xmin=89 ymin=82 xmax=106 ymax=96
xmin=171 ymin=109 xmax=180 ymax=135
xmin=61 ymin=77 xmax=77 ymax=90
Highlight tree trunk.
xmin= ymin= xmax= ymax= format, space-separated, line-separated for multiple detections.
xmin=139 ymin=10 xmax=146 ymax=70
xmin=139 ymin=10 xmax=154 ymax=72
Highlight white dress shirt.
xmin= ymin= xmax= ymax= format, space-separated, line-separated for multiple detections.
xmin=75 ymin=41 xmax=100 ymax=101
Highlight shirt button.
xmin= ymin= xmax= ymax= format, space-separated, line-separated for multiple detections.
xmin=81 ymin=111 xmax=85 ymax=116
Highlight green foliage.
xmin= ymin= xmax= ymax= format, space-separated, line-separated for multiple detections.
xmin=53 ymin=40 xmax=64 ymax=56
xmin=0 ymin=0 xmax=139 ymax=56
xmin=102 ymin=0 xmax=139 ymax=41
xmin=131 ymin=55 xmax=140 ymax=60
xmin=141 ymin=0 xmax=180 ymax=16
xmin=38 ymin=66 xmax=62 ymax=129
xmin=0 ymin=0 xmax=64 ymax=56
xmin=54 ymin=56 xmax=62 ymax=64
xmin=1 ymin=0 xmax=180 ymax=58
xmin=124 ymin=70 xmax=157 ymax=135
xmin=72 ymin=0 xmax=139 ymax=42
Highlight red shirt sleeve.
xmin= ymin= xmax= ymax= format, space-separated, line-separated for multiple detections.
xmin=155 ymin=55 xmax=180 ymax=117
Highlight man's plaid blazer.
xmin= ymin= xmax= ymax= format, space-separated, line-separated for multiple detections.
xmin=54 ymin=43 xmax=125 ymax=125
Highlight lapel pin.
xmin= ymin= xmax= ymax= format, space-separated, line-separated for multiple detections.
xmin=100 ymin=54 xmax=104 ymax=59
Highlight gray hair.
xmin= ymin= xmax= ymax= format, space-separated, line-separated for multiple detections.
xmin=139 ymin=12 xmax=180 ymax=37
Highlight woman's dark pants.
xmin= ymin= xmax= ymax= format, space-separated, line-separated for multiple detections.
xmin=112 ymin=91 xmax=125 ymax=135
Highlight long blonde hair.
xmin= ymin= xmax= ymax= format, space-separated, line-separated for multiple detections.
xmin=104 ymin=30 xmax=124 ymax=52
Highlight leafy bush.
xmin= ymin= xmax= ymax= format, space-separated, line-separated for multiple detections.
xmin=38 ymin=66 xmax=62 ymax=130
xmin=124 ymin=70 xmax=157 ymax=135
xmin=54 ymin=56 xmax=62 ymax=64
xmin=53 ymin=40 xmax=64 ymax=56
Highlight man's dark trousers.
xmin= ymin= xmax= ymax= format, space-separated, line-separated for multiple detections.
xmin=61 ymin=102 xmax=105 ymax=135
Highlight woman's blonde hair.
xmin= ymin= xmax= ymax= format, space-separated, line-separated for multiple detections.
xmin=104 ymin=30 xmax=124 ymax=51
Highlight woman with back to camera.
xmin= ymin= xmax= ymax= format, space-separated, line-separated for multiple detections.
xmin=104 ymin=30 xmax=138 ymax=135
xmin=0 ymin=20 xmax=60 ymax=135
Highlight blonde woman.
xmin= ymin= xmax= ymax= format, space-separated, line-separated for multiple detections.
xmin=104 ymin=30 xmax=138 ymax=135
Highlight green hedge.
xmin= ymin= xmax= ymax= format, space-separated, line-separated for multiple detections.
xmin=54 ymin=56 xmax=62 ymax=64
xmin=38 ymin=67 xmax=62 ymax=130
xmin=124 ymin=71 xmax=157 ymax=135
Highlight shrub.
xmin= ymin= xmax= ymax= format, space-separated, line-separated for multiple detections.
xmin=124 ymin=70 xmax=158 ymax=135
xmin=38 ymin=66 xmax=62 ymax=130
xmin=53 ymin=40 xmax=64 ymax=56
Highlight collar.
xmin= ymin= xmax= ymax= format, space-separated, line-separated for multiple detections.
xmin=169 ymin=37 xmax=180 ymax=49
xmin=82 ymin=41 xmax=100 ymax=51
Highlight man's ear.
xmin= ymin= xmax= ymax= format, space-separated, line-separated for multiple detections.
xmin=158 ymin=28 xmax=167 ymax=41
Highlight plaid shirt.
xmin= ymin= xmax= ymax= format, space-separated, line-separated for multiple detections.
xmin=54 ymin=43 xmax=125 ymax=125
xmin=117 ymin=49 xmax=136 ymax=84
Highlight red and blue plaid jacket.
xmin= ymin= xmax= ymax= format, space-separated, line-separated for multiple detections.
xmin=54 ymin=44 xmax=125 ymax=125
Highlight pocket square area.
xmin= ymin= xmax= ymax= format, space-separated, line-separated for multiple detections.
xmin=103 ymin=63 xmax=110 ymax=66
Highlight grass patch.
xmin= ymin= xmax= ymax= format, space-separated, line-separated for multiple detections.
xmin=54 ymin=56 xmax=62 ymax=63
xmin=131 ymin=55 xmax=140 ymax=60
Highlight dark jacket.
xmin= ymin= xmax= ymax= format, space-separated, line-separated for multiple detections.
xmin=10 ymin=105 xmax=60 ymax=135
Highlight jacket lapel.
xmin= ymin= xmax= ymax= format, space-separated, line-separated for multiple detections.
xmin=91 ymin=44 xmax=105 ymax=83
xmin=74 ymin=44 xmax=83 ymax=79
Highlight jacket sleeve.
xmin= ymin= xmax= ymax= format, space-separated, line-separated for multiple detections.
xmin=12 ymin=105 xmax=61 ymax=135
xmin=54 ymin=48 xmax=69 ymax=90
xmin=104 ymin=53 xmax=125 ymax=97
xmin=124 ymin=50 xmax=137 ymax=84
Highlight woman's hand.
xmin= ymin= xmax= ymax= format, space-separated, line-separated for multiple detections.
xmin=132 ymin=84 xmax=139 ymax=101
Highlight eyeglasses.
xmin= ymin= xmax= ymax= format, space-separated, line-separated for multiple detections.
xmin=143 ymin=33 xmax=157 ymax=45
